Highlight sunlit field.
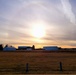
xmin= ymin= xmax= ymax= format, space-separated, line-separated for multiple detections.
xmin=0 ymin=50 xmax=76 ymax=74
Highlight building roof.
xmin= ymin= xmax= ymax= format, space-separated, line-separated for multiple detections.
xmin=3 ymin=47 xmax=16 ymax=51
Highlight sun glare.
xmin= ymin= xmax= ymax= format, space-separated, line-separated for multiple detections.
xmin=31 ymin=23 xmax=46 ymax=38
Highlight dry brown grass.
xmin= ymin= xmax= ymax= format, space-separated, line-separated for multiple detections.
xmin=0 ymin=50 xmax=76 ymax=74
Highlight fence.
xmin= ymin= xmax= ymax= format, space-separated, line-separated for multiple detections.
xmin=0 ymin=62 xmax=76 ymax=74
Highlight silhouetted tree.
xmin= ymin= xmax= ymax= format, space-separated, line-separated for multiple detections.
xmin=5 ymin=44 xmax=8 ymax=48
xmin=58 ymin=47 xmax=62 ymax=50
xmin=32 ymin=45 xmax=35 ymax=50
xmin=10 ymin=45 xmax=13 ymax=47
xmin=0 ymin=44 xmax=3 ymax=51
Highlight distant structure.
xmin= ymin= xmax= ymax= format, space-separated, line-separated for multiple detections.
xmin=3 ymin=46 xmax=16 ymax=51
xmin=43 ymin=46 xmax=59 ymax=51
xmin=18 ymin=46 xmax=32 ymax=50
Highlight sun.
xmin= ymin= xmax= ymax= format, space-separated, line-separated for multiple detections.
xmin=31 ymin=24 xmax=46 ymax=38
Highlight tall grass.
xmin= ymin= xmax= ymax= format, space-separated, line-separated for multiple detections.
xmin=0 ymin=51 xmax=76 ymax=74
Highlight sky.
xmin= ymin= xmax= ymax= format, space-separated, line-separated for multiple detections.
xmin=0 ymin=0 xmax=76 ymax=48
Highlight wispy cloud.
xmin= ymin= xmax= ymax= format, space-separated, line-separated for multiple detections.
xmin=61 ymin=0 xmax=76 ymax=24
xmin=0 ymin=0 xmax=76 ymax=48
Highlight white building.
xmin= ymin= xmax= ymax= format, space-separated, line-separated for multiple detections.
xmin=3 ymin=47 xmax=16 ymax=51
xmin=26 ymin=48 xmax=32 ymax=50
xmin=43 ymin=46 xmax=59 ymax=51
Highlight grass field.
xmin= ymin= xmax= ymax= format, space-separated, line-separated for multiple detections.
xmin=0 ymin=50 xmax=76 ymax=74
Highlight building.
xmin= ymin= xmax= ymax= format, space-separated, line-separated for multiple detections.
xmin=18 ymin=46 xmax=32 ymax=50
xmin=43 ymin=46 xmax=59 ymax=51
xmin=3 ymin=47 xmax=16 ymax=51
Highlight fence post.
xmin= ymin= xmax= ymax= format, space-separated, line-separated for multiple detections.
xmin=59 ymin=62 xmax=63 ymax=71
xmin=26 ymin=63 xmax=29 ymax=73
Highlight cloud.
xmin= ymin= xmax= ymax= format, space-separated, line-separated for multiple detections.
xmin=0 ymin=0 xmax=76 ymax=47
xmin=61 ymin=0 xmax=76 ymax=24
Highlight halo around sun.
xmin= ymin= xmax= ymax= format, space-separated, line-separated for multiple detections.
xmin=31 ymin=23 xmax=46 ymax=38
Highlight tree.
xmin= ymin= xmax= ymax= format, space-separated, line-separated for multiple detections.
xmin=5 ymin=44 xmax=8 ymax=48
xmin=0 ymin=44 xmax=3 ymax=50
xmin=32 ymin=45 xmax=35 ymax=50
